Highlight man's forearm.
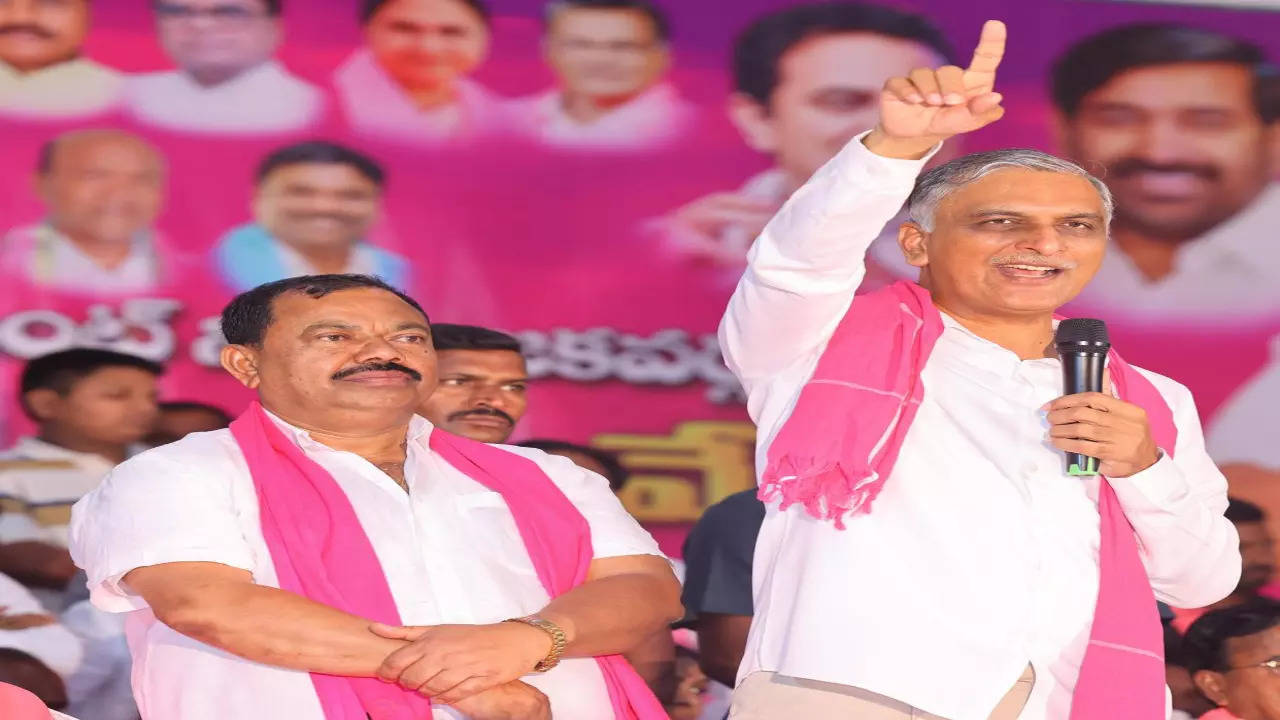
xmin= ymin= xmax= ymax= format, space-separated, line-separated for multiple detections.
xmin=158 ymin=581 xmax=406 ymax=676
xmin=539 ymin=572 xmax=682 ymax=659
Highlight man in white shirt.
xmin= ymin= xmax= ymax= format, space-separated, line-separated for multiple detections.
xmin=69 ymin=274 xmax=682 ymax=719
xmin=0 ymin=0 xmax=122 ymax=118
xmin=515 ymin=0 xmax=695 ymax=151
xmin=722 ymin=21 xmax=1238 ymax=720
xmin=1052 ymin=24 xmax=1280 ymax=323
xmin=0 ymin=130 xmax=169 ymax=296
xmin=213 ymin=141 xmax=411 ymax=293
xmin=0 ymin=349 xmax=160 ymax=604
xmin=658 ymin=2 xmax=954 ymax=272
xmin=125 ymin=0 xmax=324 ymax=134
xmin=335 ymin=0 xmax=508 ymax=144
xmin=419 ymin=324 xmax=529 ymax=444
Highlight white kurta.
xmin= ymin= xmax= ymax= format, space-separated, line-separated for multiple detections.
xmin=125 ymin=60 xmax=323 ymax=134
xmin=720 ymin=132 xmax=1240 ymax=720
xmin=69 ymin=414 xmax=663 ymax=720
xmin=513 ymin=83 xmax=695 ymax=150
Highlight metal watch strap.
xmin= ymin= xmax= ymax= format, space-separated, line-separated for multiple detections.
xmin=504 ymin=615 xmax=567 ymax=673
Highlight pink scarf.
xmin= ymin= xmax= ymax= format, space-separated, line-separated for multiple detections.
xmin=229 ymin=402 xmax=666 ymax=720
xmin=761 ymin=280 xmax=1173 ymax=720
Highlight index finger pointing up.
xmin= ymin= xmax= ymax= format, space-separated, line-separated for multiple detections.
xmin=967 ymin=20 xmax=1007 ymax=78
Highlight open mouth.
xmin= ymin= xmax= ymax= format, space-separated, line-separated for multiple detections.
xmin=994 ymin=264 xmax=1065 ymax=280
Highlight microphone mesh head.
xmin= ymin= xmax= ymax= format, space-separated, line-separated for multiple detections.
xmin=1055 ymin=318 xmax=1110 ymax=346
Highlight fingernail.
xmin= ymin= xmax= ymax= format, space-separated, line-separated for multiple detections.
xmin=907 ymin=93 xmax=924 ymax=103
xmin=944 ymin=93 xmax=965 ymax=105
xmin=927 ymin=93 xmax=943 ymax=105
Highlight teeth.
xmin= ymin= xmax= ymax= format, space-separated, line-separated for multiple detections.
xmin=1002 ymin=265 xmax=1055 ymax=272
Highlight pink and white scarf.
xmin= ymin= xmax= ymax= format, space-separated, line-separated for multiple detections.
xmin=230 ymin=403 xmax=667 ymax=719
xmin=761 ymin=280 xmax=1173 ymax=720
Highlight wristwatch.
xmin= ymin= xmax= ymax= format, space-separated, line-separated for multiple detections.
xmin=503 ymin=615 xmax=567 ymax=673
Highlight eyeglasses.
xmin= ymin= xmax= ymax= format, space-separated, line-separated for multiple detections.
xmin=1227 ymin=656 xmax=1280 ymax=674
xmin=154 ymin=3 xmax=271 ymax=24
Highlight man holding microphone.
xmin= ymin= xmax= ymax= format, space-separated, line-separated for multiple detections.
xmin=721 ymin=20 xmax=1239 ymax=720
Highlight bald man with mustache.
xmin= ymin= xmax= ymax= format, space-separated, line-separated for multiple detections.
xmin=0 ymin=0 xmax=123 ymax=117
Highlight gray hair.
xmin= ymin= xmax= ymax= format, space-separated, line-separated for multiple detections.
xmin=906 ymin=149 xmax=1113 ymax=232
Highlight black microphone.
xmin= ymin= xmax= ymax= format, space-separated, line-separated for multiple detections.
xmin=1054 ymin=318 xmax=1110 ymax=477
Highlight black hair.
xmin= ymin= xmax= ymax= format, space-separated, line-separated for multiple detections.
xmin=158 ymin=401 xmax=234 ymax=427
xmin=1227 ymin=497 xmax=1268 ymax=525
xmin=255 ymin=141 xmax=385 ymax=188
xmin=431 ymin=324 xmax=522 ymax=354
xmin=733 ymin=2 xmax=955 ymax=106
xmin=360 ymin=0 xmax=490 ymax=25
xmin=220 ymin=274 xmax=428 ymax=347
xmin=153 ymin=0 xmax=283 ymax=14
xmin=545 ymin=0 xmax=671 ymax=43
xmin=1051 ymin=23 xmax=1280 ymax=123
xmin=20 ymin=349 xmax=163 ymax=419
xmin=519 ymin=439 xmax=629 ymax=492
xmin=1183 ymin=599 xmax=1280 ymax=674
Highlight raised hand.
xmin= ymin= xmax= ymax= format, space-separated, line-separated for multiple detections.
xmin=868 ymin=20 xmax=1007 ymax=157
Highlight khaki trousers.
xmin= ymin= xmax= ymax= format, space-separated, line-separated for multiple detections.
xmin=729 ymin=666 xmax=1035 ymax=720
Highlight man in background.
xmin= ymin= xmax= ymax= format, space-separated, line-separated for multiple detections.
xmin=0 ymin=0 xmax=122 ymax=118
xmin=516 ymin=0 xmax=695 ymax=150
xmin=1052 ymin=24 xmax=1280 ymax=322
xmin=1184 ymin=600 xmax=1280 ymax=720
xmin=213 ymin=142 xmax=410 ymax=292
xmin=0 ymin=349 xmax=160 ymax=603
xmin=659 ymin=2 xmax=953 ymax=269
xmin=145 ymin=401 xmax=233 ymax=447
xmin=519 ymin=440 xmax=629 ymax=493
xmin=1 ymin=130 xmax=170 ymax=295
xmin=335 ymin=0 xmax=507 ymax=143
xmin=419 ymin=324 xmax=529 ymax=444
xmin=126 ymin=0 xmax=323 ymax=134
xmin=1170 ymin=498 xmax=1277 ymax=633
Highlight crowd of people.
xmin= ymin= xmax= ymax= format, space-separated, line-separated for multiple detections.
xmin=0 ymin=1 xmax=1278 ymax=719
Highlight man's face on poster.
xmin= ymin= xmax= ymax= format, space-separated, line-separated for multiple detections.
xmin=545 ymin=7 xmax=668 ymax=104
xmin=731 ymin=32 xmax=944 ymax=186
xmin=364 ymin=0 xmax=490 ymax=96
xmin=153 ymin=0 xmax=281 ymax=81
xmin=1059 ymin=62 xmax=1278 ymax=243
xmin=38 ymin=132 xmax=166 ymax=247
xmin=0 ymin=0 xmax=90 ymax=73
xmin=253 ymin=163 xmax=382 ymax=252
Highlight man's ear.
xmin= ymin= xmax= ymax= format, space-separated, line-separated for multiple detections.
xmin=898 ymin=222 xmax=930 ymax=268
xmin=1193 ymin=668 xmax=1231 ymax=706
xmin=727 ymin=93 xmax=778 ymax=154
xmin=220 ymin=345 xmax=262 ymax=389
xmin=22 ymin=389 xmax=62 ymax=422
xmin=1050 ymin=109 xmax=1073 ymax=154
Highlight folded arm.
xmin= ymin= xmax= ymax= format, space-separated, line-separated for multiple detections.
xmin=124 ymin=561 xmax=405 ymax=675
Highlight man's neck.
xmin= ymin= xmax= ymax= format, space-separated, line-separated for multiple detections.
xmin=186 ymin=62 xmax=262 ymax=88
xmin=55 ymin=226 xmax=138 ymax=270
xmin=267 ymin=408 xmax=411 ymax=462
xmin=559 ymin=90 xmax=638 ymax=123
xmin=283 ymin=239 xmax=355 ymax=275
xmin=1111 ymin=226 xmax=1187 ymax=283
xmin=35 ymin=431 xmax=129 ymax=465
xmin=5 ymin=54 xmax=80 ymax=75
xmin=934 ymin=301 xmax=1057 ymax=360
xmin=407 ymin=83 xmax=460 ymax=110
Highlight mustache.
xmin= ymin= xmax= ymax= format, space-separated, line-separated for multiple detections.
xmin=290 ymin=212 xmax=358 ymax=224
xmin=989 ymin=253 xmax=1078 ymax=270
xmin=331 ymin=361 xmax=422 ymax=381
xmin=0 ymin=24 xmax=55 ymax=39
xmin=447 ymin=407 xmax=516 ymax=426
xmin=1108 ymin=158 xmax=1219 ymax=181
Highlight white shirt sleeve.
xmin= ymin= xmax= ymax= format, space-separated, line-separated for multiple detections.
xmin=507 ymin=447 xmax=664 ymax=561
xmin=0 ymin=572 xmax=84 ymax=678
xmin=718 ymin=130 xmax=938 ymax=398
xmin=1109 ymin=371 xmax=1241 ymax=608
xmin=1206 ymin=336 xmax=1280 ymax=469
xmin=69 ymin=448 xmax=257 ymax=613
